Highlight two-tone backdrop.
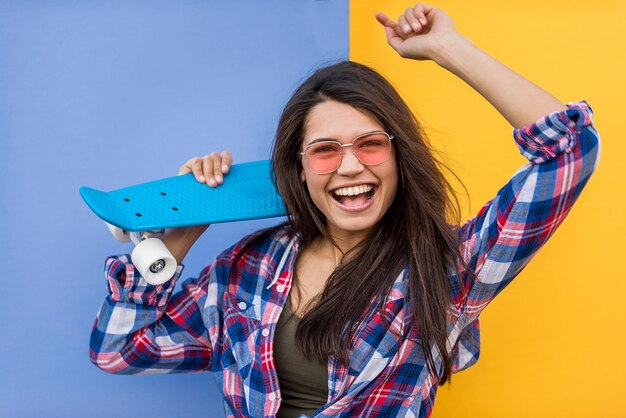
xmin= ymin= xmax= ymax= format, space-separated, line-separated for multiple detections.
xmin=1 ymin=1 xmax=623 ymax=417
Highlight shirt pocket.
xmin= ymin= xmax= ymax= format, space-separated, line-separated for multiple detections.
xmin=222 ymin=293 xmax=261 ymax=374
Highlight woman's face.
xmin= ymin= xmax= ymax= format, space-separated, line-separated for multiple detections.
xmin=300 ymin=100 xmax=398 ymax=241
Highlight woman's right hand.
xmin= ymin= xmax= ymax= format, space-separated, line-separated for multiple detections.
xmin=178 ymin=151 xmax=233 ymax=188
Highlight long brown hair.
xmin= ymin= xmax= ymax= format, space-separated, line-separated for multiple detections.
xmin=268 ymin=61 xmax=469 ymax=384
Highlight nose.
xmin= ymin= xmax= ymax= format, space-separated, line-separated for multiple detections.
xmin=335 ymin=146 xmax=364 ymax=177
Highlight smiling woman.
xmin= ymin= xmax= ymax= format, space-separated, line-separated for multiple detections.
xmin=268 ymin=62 xmax=465 ymax=386
xmin=89 ymin=3 xmax=601 ymax=417
xmin=299 ymin=101 xmax=399 ymax=241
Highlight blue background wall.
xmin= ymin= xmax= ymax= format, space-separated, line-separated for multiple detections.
xmin=0 ymin=2 xmax=348 ymax=416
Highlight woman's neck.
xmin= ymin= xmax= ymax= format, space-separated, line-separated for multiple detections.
xmin=313 ymin=227 xmax=370 ymax=265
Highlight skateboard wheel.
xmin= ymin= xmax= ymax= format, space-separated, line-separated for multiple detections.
xmin=105 ymin=222 xmax=131 ymax=242
xmin=131 ymin=238 xmax=177 ymax=285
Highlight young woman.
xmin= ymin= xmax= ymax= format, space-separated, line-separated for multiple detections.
xmin=90 ymin=4 xmax=600 ymax=417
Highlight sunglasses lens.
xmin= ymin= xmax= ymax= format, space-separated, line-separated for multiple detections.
xmin=303 ymin=133 xmax=391 ymax=174
xmin=354 ymin=133 xmax=391 ymax=165
xmin=306 ymin=142 xmax=341 ymax=174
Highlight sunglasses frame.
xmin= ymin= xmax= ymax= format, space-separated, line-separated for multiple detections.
xmin=299 ymin=131 xmax=394 ymax=175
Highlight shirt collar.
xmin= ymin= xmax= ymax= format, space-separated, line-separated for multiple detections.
xmin=266 ymin=235 xmax=298 ymax=290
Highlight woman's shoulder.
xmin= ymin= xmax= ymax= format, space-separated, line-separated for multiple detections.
xmin=205 ymin=222 xmax=296 ymax=291
xmin=215 ymin=221 xmax=295 ymax=264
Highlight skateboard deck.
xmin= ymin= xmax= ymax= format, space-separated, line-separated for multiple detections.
xmin=80 ymin=160 xmax=286 ymax=231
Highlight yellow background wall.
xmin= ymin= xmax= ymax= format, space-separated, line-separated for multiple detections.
xmin=351 ymin=1 xmax=625 ymax=416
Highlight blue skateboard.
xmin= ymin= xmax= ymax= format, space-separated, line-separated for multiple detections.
xmin=80 ymin=160 xmax=286 ymax=284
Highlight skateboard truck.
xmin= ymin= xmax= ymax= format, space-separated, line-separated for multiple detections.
xmin=105 ymin=222 xmax=177 ymax=285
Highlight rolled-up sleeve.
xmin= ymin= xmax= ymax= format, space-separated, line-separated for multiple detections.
xmin=90 ymin=255 xmax=214 ymax=374
xmin=455 ymin=100 xmax=600 ymax=318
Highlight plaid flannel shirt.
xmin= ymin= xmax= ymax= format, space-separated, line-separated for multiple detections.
xmin=90 ymin=101 xmax=600 ymax=417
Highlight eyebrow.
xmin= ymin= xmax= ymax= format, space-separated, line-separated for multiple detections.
xmin=304 ymin=130 xmax=384 ymax=147
xmin=305 ymin=137 xmax=339 ymax=146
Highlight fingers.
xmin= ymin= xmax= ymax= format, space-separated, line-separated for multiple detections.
xmin=401 ymin=4 xmax=430 ymax=34
xmin=178 ymin=151 xmax=233 ymax=188
xmin=202 ymin=154 xmax=217 ymax=185
xmin=220 ymin=151 xmax=233 ymax=174
xmin=398 ymin=14 xmax=411 ymax=34
xmin=376 ymin=11 xmax=406 ymax=39
xmin=177 ymin=158 xmax=195 ymax=176
xmin=193 ymin=157 xmax=208 ymax=183
xmin=377 ymin=4 xmax=432 ymax=37
xmin=375 ymin=11 xmax=396 ymax=29
xmin=413 ymin=4 xmax=431 ymax=27
xmin=403 ymin=6 xmax=425 ymax=33
xmin=375 ymin=11 xmax=405 ymax=49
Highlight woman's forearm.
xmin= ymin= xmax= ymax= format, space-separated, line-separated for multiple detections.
xmin=162 ymin=225 xmax=209 ymax=264
xmin=432 ymin=33 xmax=567 ymax=128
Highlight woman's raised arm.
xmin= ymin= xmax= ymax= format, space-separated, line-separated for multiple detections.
xmin=377 ymin=3 xmax=601 ymax=322
xmin=376 ymin=3 xmax=567 ymax=128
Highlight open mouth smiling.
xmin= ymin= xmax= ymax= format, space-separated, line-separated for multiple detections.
xmin=330 ymin=184 xmax=377 ymax=205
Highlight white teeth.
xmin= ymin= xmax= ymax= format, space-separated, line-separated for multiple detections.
xmin=333 ymin=184 xmax=374 ymax=197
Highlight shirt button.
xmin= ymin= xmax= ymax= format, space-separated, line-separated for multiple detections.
xmin=276 ymin=284 xmax=285 ymax=293
xmin=262 ymin=328 xmax=270 ymax=337
xmin=268 ymin=392 xmax=276 ymax=401
xmin=237 ymin=301 xmax=247 ymax=310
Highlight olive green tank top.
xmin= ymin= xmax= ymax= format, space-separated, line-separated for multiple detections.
xmin=275 ymin=297 xmax=328 ymax=417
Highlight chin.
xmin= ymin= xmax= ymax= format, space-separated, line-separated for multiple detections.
xmin=326 ymin=213 xmax=381 ymax=237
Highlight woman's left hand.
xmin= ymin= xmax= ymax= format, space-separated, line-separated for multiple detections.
xmin=375 ymin=3 xmax=458 ymax=61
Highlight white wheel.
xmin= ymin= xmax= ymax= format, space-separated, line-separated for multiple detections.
xmin=104 ymin=221 xmax=131 ymax=242
xmin=131 ymin=238 xmax=177 ymax=285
